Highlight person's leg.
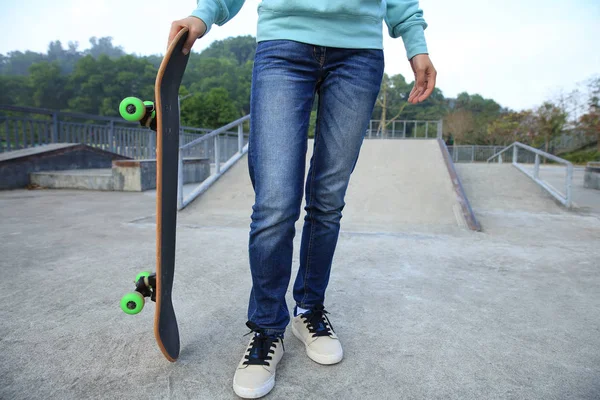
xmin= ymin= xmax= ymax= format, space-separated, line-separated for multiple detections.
xmin=291 ymin=46 xmax=384 ymax=364
xmin=245 ymin=40 xmax=321 ymax=335
xmin=293 ymin=47 xmax=385 ymax=310
xmin=235 ymin=39 xmax=322 ymax=399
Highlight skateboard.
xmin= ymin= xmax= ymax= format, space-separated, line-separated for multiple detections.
xmin=118 ymin=27 xmax=191 ymax=362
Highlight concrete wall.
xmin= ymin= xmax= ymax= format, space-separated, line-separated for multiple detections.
xmin=584 ymin=164 xmax=600 ymax=190
xmin=0 ymin=144 xmax=130 ymax=190
xmin=112 ymin=158 xmax=210 ymax=191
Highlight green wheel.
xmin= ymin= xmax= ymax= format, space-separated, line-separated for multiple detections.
xmin=119 ymin=97 xmax=146 ymax=121
xmin=120 ymin=292 xmax=145 ymax=315
xmin=135 ymin=270 xmax=152 ymax=285
xmin=143 ymin=101 xmax=156 ymax=119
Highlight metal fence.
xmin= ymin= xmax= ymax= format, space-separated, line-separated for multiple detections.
xmin=446 ymin=145 xmax=537 ymax=164
xmin=366 ymin=119 xmax=443 ymax=139
xmin=0 ymin=105 xmax=219 ymax=159
xmin=487 ymin=142 xmax=573 ymax=208
xmin=549 ymin=131 xmax=596 ymax=154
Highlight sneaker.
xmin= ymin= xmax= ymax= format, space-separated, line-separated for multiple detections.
xmin=291 ymin=305 xmax=343 ymax=365
xmin=233 ymin=322 xmax=285 ymax=399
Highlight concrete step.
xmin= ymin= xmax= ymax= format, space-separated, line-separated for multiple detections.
xmin=29 ymin=157 xmax=213 ymax=192
xmin=30 ymin=169 xmax=114 ymax=191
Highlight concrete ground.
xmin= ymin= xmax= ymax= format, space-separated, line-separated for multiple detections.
xmin=1 ymin=141 xmax=599 ymax=400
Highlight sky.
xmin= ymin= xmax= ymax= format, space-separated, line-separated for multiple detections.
xmin=1 ymin=0 xmax=599 ymax=112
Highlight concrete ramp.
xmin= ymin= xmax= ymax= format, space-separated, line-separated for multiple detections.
xmin=342 ymin=139 xmax=477 ymax=232
xmin=180 ymin=139 xmax=478 ymax=233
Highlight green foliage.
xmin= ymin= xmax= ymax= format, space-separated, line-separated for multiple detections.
xmin=181 ymin=87 xmax=239 ymax=129
xmin=0 ymin=33 xmax=594 ymax=153
xmin=533 ymin=101 xmax=568 ymax=151
xmin=561 ymin=147 xmax=600 ymax=164
xmin=443 ymin=92 xmax=503 ymax=144
xmin=0 ymin=35 xmax=256 ymax=128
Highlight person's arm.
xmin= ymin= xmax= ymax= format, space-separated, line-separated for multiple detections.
xmin=384 ymin=0 xmax=436 ymax=104
xmin=169 ymin=0 xmax=247 ymax=55
xmin=384 ymin=0 xmax=428 ymax=60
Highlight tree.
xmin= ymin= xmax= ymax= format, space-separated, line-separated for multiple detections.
xmin=28 ymin=61 xmax=70 ymax=109
xmin=487 ymin=110 xmax=535 ymax=145
xmin=444 ymin=109 xmax=475 ymax=145
xmin=181 ymin=87 xmax=238 ymax=129
xmin=85 ymin=37 xmax=125 ymax=59
xmin=534 ymin=101 xmax=567 ymax=153
xmin=579 ymin=76 xmax=600 ymax=151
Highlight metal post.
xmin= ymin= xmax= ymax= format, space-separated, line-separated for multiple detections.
xmin=425 ymin=122 xmax=429 ymax=138
xmin=403 ymin=121 xmax=406 ymax=138
xmin=52 ymin=112 xmax=59 ymax=143
xmin=513 ymin=145 xmax=518 ymax=165
xmin=566 ymin=163 xmax=573 ymax=208
xmin=534 ymin=154 xmax=540 ymax=179
xmin=369 ymin=120 xmax=372 ymax=139
xmin=437 ymin=119 xmax=443 ymax=139
xmin=177 ymin=148 xmax=184 ymax=209
xmin=471 ymin=146 xmax=475 ymax=163
xmin=3 ymin=118 xmax=8 ymax=151
xmin=214 ymin=135 xmax=221 ymax=174
xmin=392 ymin=121 xmax=396 ymax=138
xmin=238 ymin=123 xmax=244 ymax=153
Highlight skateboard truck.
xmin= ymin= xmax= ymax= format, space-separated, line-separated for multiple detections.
xmin=120 ymin=271 xmax=157 ymax=315
xmin=119 ymin=97 xmax=158 ymax=131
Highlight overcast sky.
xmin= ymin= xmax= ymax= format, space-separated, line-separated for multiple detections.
xmin=1 ymin=0 xmax=598 ymax=111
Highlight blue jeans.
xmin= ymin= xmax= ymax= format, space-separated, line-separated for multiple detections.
xmin=246 ymin=40 xmax=384 ymax=336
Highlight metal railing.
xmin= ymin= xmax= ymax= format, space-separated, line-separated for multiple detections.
xmin=178 ymin=115 xmax=250 ymax=210
xmin=0 ymin=105 xmax=210 ymax=159
xmin=447 ymin=145 xmax=510 ymax=163
xmin=487 ymin=142 xmax=573 ymax=208
xmin=366 ymin=119 xmax=443 ymax=139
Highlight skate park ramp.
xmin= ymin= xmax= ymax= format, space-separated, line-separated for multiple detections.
xmin=2 ymin=138 xmax=600 ymax=400
xmin=178 ymin=138 xmax=479 ymax=234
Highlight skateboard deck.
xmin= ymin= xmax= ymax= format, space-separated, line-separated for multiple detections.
xmin=118 ymin=27 xmax=191 ymax=362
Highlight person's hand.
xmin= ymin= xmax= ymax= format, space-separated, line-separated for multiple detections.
xmin=408 ymin=54 xmax=437 ymax=104
xmin=168 ymin=16 xmax=207 ymax=55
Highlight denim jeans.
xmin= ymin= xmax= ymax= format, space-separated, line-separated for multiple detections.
xmin=246 ymin=39 xmax=384 ymax=336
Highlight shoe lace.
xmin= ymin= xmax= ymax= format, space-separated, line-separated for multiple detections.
xmin=242 ymin=322 xmax=280 ymax=367
xmin=301 ymin=305 xmax=334 ymax=338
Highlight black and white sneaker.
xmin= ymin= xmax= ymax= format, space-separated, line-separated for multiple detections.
xmin=233 ymin=322 xmax=285 ymax=399
xmin=291 ymin=305 xmax=343 ymax=365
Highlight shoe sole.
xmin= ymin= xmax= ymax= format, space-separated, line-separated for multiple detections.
xmin=233 ymin=374 xmax=275 ymax=399
xmin=291 ymin=324 xmax=343 ymax=365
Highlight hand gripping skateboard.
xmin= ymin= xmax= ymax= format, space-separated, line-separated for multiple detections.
xmin=118 ymin=27 xmax=191 ymax=362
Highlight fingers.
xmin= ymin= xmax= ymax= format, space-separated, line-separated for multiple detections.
xmin=408 ymin=68 xmax=427 ymax=104
xmin=169 ymin=18 xmax=206 ymax=55
xmin=168 ymin=20 xmax=183 ymax=49
xmin=182 ymin=34 xmax=197 ymax=55
xmin=418 ymin=68 xmax=437 ymax=102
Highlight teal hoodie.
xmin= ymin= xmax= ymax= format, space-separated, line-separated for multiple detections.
xmin=190 ymin=0 xmax=428 ymax=59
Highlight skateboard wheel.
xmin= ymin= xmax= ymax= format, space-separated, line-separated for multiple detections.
xmin=135 ymin=270 xmax=152 ymax=285
xmin=119 ymin=97 xmax=146 ymax=121
xmin=120 ymin=292 xmax=145 ymax=315
xmin=143 ymin=101 xmax=156 ymax=120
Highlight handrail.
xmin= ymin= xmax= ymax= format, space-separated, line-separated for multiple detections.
xmin=488 ymin=141 xmax=574 ymax=165
xmin=180 ymin=115 xmax=250 ymax=150
xmin=177 ymin=114 xmax=251 ymax=210
xmin=486 ymin=145 xmax=513 ymax=163
xmin=487 ymin=142 xmax=573 ymax=208
xmin=0 ymin=104 xmax=137 ymax=124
